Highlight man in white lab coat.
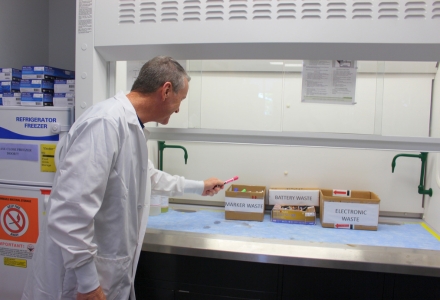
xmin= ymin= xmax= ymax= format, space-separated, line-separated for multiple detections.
xmin=22 ymin=56 xmax=224 ymax=300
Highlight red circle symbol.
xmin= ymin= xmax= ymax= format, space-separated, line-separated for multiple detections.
xmin=4 ymin=208 xmax=26 ymax=233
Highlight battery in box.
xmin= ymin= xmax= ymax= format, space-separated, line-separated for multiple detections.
xmin=20 ymin=79 xmax=54 ymax=93
xmin=2 ymin=92 xmax=21 ymax=106
xmin=0 ymin=68 xmax=22 ymax=81
xmin=21 ymin=92 xmax=53 ymax=106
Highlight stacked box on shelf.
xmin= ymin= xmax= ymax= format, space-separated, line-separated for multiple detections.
xmin=2 ymin=92 xmax=21 ymax=106
xmin=1 ymin=80 xmax=20 ymax=93
xmin=53 ymin=79 xmax=75 ymax=107
xmin=0 ymin=68 xmax=22 ymax=81
xmin=21 ymin=92 xmax=53 ymax=106
xmin=0 ymin=68 xmax=22 ymax=105
xmin=54 ymin=79 xmax=75 ymax=93
xmin=53 ymin=93 xmax=75 ymax=107
xmin=20 ymin=79 xmax=54 ymax=93
xmin=22 ymin=66 xmax=74 ymax=80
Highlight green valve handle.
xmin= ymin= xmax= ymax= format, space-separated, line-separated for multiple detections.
xmin=391 ymin=152 xmax=432 ymax=197
xmin=158 ymin=141 xmax=188 ymax=171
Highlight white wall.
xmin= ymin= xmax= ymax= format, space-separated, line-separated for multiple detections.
xmin=0 ymin=0 xmax=75 ymax=71
xmin=48 ymin=0 xmax=76 ymax=71
xmin=145 ymin=66 xmax=436 ymax=214
xmin=0 ymin=0 xmax=49 ymax=69
xmin=425 ymin=66 xmax=440 ymax=232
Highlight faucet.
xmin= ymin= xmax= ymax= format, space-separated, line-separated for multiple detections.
xmin=391 ymin=152 xmax=432 ymax=197
xmin=158 ymin=141 xmax=188 ymax=171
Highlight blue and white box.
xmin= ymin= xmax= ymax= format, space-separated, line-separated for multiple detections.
xmin=21 ymin=92 xmax=53 ymax=106
xmin=54 ymin=79 xmax=75 ymax=93
xmin=0 ymin=68 xmax=22 ymax=81
xmin=2 ymin=92 xmax=21 ymax=106
xmin=1 ymin=80 xmax=20 ymax=93
xmin=53 ymin=93 xmax=75 ymax=107
xmin=20 ymin=79 xmax=54 ymax=93
xmin=22 ymin=66 xmax=75 ymax=79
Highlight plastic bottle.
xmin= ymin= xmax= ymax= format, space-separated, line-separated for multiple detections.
xmin=149 ymin=195 xmax=161 ymax=216
xmin=160 ymin=196 xmax=169 ymax=213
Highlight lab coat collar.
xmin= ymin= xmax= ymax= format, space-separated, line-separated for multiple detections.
xmin=114 ymin=91 xmax=140 ymax=127
xmin=114 ymin=91 xmax=151 ymax=138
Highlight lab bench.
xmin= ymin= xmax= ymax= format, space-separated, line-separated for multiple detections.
xmin=135 ymin=205 xmax=440 ymax=299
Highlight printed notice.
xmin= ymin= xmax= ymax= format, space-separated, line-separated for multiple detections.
xmin=0 ymin=195 xmax=39 ymax=244
xmin=302 ymin=60 xmax=357 ymax=104
xmin=323 ymin=202 xmax=379 ymax=226
xmin=40 ymin=144 xmax=56 ymax=172
xmin=225 ymin=197 xmax=264 ymax=213
xmin=78 ymin=0 xmax=93 ymax=34
xmin=4 ymin=257 xmax=27 ymax=268
xmin=0 ymin=143 xmax=38 ymax=161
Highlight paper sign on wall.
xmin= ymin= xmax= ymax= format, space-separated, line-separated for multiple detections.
xmin=301 ymin=60 xmax=357 ymax=104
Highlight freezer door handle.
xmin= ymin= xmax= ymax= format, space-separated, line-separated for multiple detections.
xmin=50 ymin=123 xmax=70 ymax=134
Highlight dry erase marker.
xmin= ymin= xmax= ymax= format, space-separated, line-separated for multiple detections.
xmin=223 ymin=176 xmax=239 ymax=185
xmin=215 ymin=176 xmax=239 ymax=188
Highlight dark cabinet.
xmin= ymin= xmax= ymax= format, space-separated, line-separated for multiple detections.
xmin=135 ymin=251 xmax=440 ymax=300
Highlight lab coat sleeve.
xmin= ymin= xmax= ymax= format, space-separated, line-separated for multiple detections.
xmin=47 ymin=117 xmax=120 ymax=294
xmin=148 ymin=160 xmax=204 ymax=196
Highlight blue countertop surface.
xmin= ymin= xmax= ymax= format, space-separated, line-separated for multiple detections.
xmin=147 ymin=208 xmax=440 ymax=251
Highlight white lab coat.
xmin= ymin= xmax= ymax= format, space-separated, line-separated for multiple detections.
xmin=22 ymin=92 xmax=203 ymax=300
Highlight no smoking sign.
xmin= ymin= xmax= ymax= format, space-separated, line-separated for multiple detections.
xmin=1 ymin=204 xmax=29 ymax=237
xmin=0 ymin=194 xmax=39 ymax=243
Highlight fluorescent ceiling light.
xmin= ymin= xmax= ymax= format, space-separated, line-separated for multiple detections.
xmin=269 ymin=62 xmax=284 ymax=65
xmin=285 ymin=64 xmax=303 ymax=67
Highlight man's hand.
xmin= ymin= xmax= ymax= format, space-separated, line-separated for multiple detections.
xmin=202 ymin=178 xmax=224 ymax=196
xmin=77 ymin=286 xmax=106 ymax=300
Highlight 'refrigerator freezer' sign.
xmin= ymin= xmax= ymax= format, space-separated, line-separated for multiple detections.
xmin=0 ymin=107 xmax=71 ymax=185
xmin=0 ymin=116 xmax=59 ymax=141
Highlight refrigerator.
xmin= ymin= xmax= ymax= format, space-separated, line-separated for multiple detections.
xmin=0 ymin=106 xmax=73 ymax=300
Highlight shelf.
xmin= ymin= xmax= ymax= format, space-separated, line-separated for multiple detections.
xmin=148 ymin=128 xmax=440 ymax=152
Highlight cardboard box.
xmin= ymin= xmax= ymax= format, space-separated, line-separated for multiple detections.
xmin=2 ymin=93 xmax=21 ymax=106
xmin=54 ymin=79 xmax=75 ymax=93
xmin=0 ymin=68 xmax=21 ymax=81
xmin=1 ymin=80 xmax=20 ymax=93
xmin=269 ymin=188 xmax=320 ymax=206
xmin=271 ymin=205 xmax=316 ymax=225
xmin=225 ymin=184 xmax=266 ymax=221
xmin=320 ymin=189 xmax=380 ymax=231
xmin=22 ymin=66 xmax=75 ymax=79
xmin=21 ymin=92 xmax=53 ymax=106
xmin=20 ymin=79 xmax=54 ymax=93
xmin=53 ymin=93 xmax=75 ymax=107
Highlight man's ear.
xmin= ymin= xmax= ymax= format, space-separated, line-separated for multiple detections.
xmin=161 ymin=82 xmax=172 ymax=101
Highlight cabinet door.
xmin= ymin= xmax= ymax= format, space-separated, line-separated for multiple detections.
xmin=135 ymin=285 xmax=174 ymax=300
xmin=393 ymin=274 xmax=440 ymax=300
xmin=175 ymin=290 xmax=259 ymax=300
xmin=282 ymin=265 xmax=385 ymax=299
